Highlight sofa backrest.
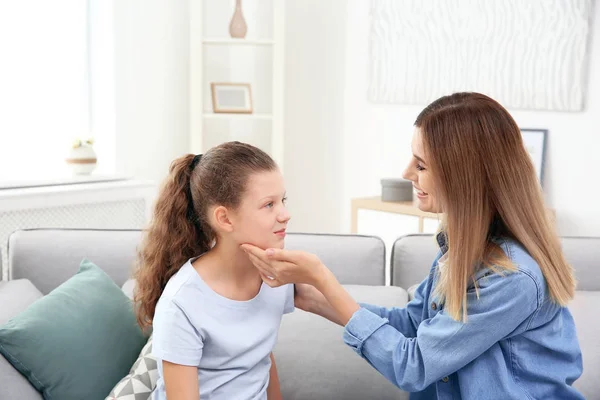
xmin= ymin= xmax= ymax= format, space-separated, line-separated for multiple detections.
xmin=391 ymin=234 xmax=600 ymax=290
xmin=8 ymin=229 xmax=142 ymax=294
xmin=390 ymin=234 xmax=438 ymax=288
xmin=7 ymin=229 xmax=386 ymax=294
xmin=560 ymin=237 xmax=600 ymax=290
xmin=284 ymin=233 xmax=385 ymax=285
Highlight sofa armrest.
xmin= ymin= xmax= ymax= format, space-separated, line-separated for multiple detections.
xmin=0 ymin=279 xmax=44 ymax=400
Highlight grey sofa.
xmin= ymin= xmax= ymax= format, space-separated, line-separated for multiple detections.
xmin=0 ymin=229 xmax=597 ymax=399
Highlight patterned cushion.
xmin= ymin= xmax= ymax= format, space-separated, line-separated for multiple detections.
xmin=106 ymin=335 xmax=158 ymax=400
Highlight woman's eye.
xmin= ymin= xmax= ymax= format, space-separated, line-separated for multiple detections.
xmin=416 ymin=164 xmax=425 ymax=171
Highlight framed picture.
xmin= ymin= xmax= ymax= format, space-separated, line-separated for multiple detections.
xmin=210 ymin=83 xmax=253 ymax=114
xmin=520 ymin=128 xmax=547 ymax=186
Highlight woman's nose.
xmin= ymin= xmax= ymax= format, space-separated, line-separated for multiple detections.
xmin=402 ymin=164 xmax=415 ymax=181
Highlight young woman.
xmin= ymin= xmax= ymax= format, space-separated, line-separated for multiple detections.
xmin=243 ymin=93 xmax=583 ymax=399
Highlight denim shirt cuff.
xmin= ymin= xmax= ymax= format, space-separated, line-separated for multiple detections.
xmin=343 ymin=307 xmax=388 ymax=355
xmin=357 ymin=302 xmax=382 ymax=316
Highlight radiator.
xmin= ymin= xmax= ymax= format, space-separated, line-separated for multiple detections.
xmin=0 ymin=179 xmax=157 ymax=280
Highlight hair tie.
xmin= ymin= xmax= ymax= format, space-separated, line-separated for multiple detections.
xmin=190 ymin=154 xmax=202 ymax=170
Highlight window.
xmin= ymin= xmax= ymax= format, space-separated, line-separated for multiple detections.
xmin=0 ymin=0 xmax=90 ymax=182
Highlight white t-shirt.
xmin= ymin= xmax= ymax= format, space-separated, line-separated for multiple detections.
xmin=151 ymin=258 xmax=294 ymax=400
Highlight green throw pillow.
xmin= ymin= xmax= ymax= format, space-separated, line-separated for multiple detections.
xmin=0 ymin=260 xmax=147 ymax=400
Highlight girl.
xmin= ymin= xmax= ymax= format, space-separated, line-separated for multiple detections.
xmin=134 ymin=141 xmax=294 ymax=400
xmin=242 ymin=93 xmax=584 ymax=399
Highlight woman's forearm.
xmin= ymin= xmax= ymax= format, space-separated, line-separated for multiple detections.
xmin=310 ymin=292 xmax=347 ymax=326
xmin=314 ymin=268 xmax=360 ymax=326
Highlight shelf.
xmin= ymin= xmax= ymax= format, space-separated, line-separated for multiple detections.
xmin=202 ymin=113 xmax=273 ymax=120
xmin=202 ymin=38 xmax=275 ymax=46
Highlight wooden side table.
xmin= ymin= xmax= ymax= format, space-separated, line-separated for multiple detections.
xmin=351 ymin=197 xmax=439 ymax=234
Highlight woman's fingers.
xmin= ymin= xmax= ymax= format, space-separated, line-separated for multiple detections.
xmin=242 ymin=244 xmax=324 ymax=285
xmin=242 ymin=244 xmax=301 ymax=264
xmin=258 ymin=271 xmax=283 ymax=287
xmin=247 ymin=252 xmax=282 ymax=286
xmin=240 ymin=244 xmax=264 ymax=258
xmin=241 ymin=244 xmax=314 ymax=267
xmin=247 ymin=252 xmax=275 ymax=276
xmin=263 ymin=248 xmax=306 ymax=263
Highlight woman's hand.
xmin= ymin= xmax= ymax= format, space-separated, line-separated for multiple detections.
xmin=241 ymin=244 xmax=360 ymax=325
xmin=240 ymin=245 xmax=328 ymax=288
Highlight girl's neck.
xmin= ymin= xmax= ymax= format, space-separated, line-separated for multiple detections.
xmin=196 ymin=239 xmax=261 ymax=286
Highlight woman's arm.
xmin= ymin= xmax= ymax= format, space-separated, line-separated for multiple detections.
xmin=298 ymin=281 xmax=426 ymax=338
xmin=241 ymin=245 xmax=540 ymax=391
xmin=342 ymin=271 xmax=539 ymax=391
xmin=163 ymin=361 xmax=199 ymax=400
xmin=267 ymin=353 xmax=283 ymax=400
xmin=314 ymin=268 xmax=361 ymax=325
xmin=359 ymin=276 xmax=430 ymax=338
xmin=243 ymin=246 xmax=431 ymax=336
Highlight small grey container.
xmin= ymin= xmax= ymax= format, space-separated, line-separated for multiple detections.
xmin=380 ymin=178 xmax=413 ymax=202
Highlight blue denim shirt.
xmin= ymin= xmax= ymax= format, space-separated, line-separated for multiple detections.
xmin=343 ymin=234 xmax=583 ymax=399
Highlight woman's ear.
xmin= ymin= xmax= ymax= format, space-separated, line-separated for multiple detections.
xmin=213 ymin=206 xmax=234 ymax=233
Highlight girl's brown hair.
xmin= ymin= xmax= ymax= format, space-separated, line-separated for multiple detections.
xmin=133 ymin=141 xmax=277 ymax=328
xmin=415 ymin=92 xmax=575 ymax=321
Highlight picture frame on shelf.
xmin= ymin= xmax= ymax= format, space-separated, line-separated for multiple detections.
xmin=210 ymin=83 xmax=253 ymax=114
xmin=520 ymin=128 xmax=548 ymax=186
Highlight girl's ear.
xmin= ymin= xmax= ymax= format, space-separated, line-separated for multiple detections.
xmin=213 ymin=206 xmax=234 ymax=233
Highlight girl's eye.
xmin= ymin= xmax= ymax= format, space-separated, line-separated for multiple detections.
xmin=265 ymin=202 xmax=274 ymax=209
xmin=282 ymin=197 xmax=287 ymax=205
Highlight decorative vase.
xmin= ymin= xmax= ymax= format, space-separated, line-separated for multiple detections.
xmin=66 ymin=140 xmax=97 ymax=175
xmin=229 ymin=0 xmax=247 ymax=39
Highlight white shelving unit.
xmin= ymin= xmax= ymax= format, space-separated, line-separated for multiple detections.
xmin=190 ymin=0 xmax=285 ymax=170
xmin=202 ymin=39 xmax=275 ymax=46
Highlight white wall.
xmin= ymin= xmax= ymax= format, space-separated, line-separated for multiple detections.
xmin=113 ymin=0 xmax=191 ymax=183
xmin=283 ymin=0 xmax=347 ymax=233
xmin=106 ymin=1 xmax=600 ymax=236
xmin=89 ymin=0 xmax=116 ymax=176
xmin=340 ymin=0 xmax=600 ymax=237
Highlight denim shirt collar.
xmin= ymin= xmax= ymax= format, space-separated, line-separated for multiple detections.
xmin=435 ymin=231 xmax=449 ymax=254
xmin=436 ymin=229 xmax=509 ymax=258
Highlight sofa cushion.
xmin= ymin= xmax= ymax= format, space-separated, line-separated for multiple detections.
xmin=569 ymin=290 xmax=600 ymax=399
xmin=0 ymin=280 xmax=44 ymax=400
xmin=0 ymin=260 xmax=147 ymax=400
xmin=106 ymin=335 xmax=158 ymax=400
xmin=8 ymin=229 xmax=142 ymax=294
xmin=274 ymin=284 xmax=409 ymax=400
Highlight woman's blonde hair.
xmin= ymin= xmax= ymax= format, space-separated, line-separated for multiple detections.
xmin=133 ymin=141 xmax=277 ymax=328
xmin=415 ymin=92 xmax=575 ymax=321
